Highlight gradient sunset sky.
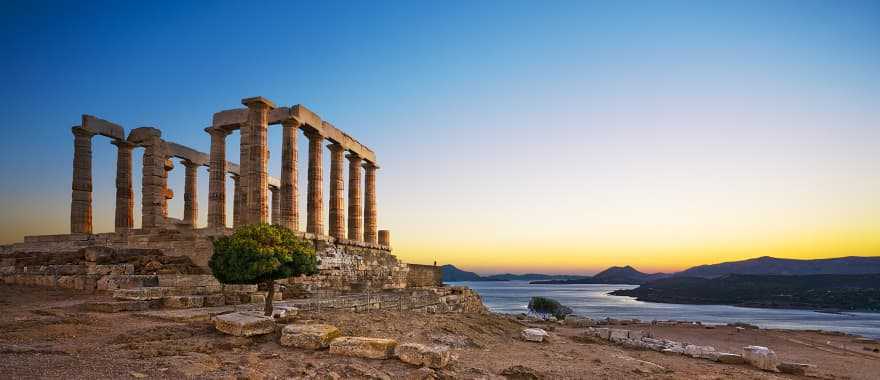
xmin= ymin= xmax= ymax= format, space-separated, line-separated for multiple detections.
xmin=1 ymin=1 xmax=878 ymax=274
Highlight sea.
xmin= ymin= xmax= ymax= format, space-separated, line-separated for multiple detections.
xmin=449 ymin=280 xmax=880 ymax=339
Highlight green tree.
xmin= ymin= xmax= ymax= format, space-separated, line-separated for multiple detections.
xmin=528 ymin=296 xmax=573 ymax=320
xmin=209 ymin=223 xmax=319 ymax=316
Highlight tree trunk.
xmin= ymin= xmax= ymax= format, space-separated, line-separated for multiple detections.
xmin=264 ymin=280 xmax=275 ymax=316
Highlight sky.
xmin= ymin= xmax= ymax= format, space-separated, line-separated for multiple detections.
xmin=1 ymin=1 xmax=878 ymax=275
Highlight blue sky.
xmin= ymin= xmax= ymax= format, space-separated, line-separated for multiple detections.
xmin=1 ymin=1 xmax=878 ymax=273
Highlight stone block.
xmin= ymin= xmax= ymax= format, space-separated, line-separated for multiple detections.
xmin=396 ymin=343 xmax=452 ymax=369
xmin=88 ymin=264 xmax=134 ymax=275
xmin=778 ymin=362 xmax=811 ymax=375
xmin=591 ymin=327 xmax=611 ymax=340
xmin=158 ymin=274 xmax=220 ymax=288
xmin=609 ymin=329 xmax=630 ymax=342
xmin=162 ymin=295 xmax=205 ymax=309
xmin=205 ymin=293 xmax=226 ymax=307
xmin=684 ymin=344 xmax=718 ymax=360
xmin=213 ymin=312 xmax=275 ymax=337
xmin=329 ymin=337 xmax=398 ymax=359
xmin=743 ymin=346 xmax=779 ymax=372
xmin=521 ymin=328 xmax=549 ymax=342
xmin=250 ymin=292 xmax=266 ymax=305
xmin=280 ymin=324 xmax=341 ymax=349
xmin=716 ymin=353 xmax=746 ymax=365
xmin=223 ymin=284 xmax=258 ymax=292
xmin=0 ymin=266 xmax=15 ymax=275
xmin=271 ymin=306 xmax=298 ymax=322
xmin=97 ymin=275 xmax=158 ymax=290
xmin=113 ymin=287 xmax=168 ymax=300
xmin=0 ymin=258 xmax=15 ymax=266
xmin=82 ymin=246 xmax=116 ymax=263
xmin=564 ymin=315 xmax=593 ymax=328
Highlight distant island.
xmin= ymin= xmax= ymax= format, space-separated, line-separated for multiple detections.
xmin=530 ymin=265 xmax=669 ymax=285
xmin=611 ymin=273 xmax=880 ymax=312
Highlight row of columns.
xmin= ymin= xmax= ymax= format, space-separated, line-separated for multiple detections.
xmin=205 ymin=98 xmax=380 ymax=243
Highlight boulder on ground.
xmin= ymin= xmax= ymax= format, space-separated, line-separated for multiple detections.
xmin=521 ymin=328 xmax=549 ymax=342
xmin=609 ymin=328 xmax=630 ymax=342
xmin=778 ymin=362 xmax=811 ymax=375
xmin=212 ymin=312 xmax=275 ymax=337
xmin=396 ymin=343 xmax=452 ymax=369
xmin=329 ymin=337 xmax=398 ymax=359
xmin=280 ymin=324 xmax=341 ymax=349
xmin=716 ymin=352 xmax=746 ymax=364
xmin=742 ymin=345 xmax=779 ymax=372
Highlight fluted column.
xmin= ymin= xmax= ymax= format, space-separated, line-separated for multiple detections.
xmin=346 ymin=153 xmax=363 ymax=241
xmin=206 ymin=127 xmax=230 ymax=228
xmin=141 ymin=139 xmax=168 ymax=228
xmin=280 ymin=120 xmax=299 ymax=231
xmin=111 ymin=140 xmax=134 ymax=232
xmin=161 ymin=159 xmax=174 ymax=217
xmin=304 ymin=130 xmax=324 ymax=235
xmin=182 ymin=160 xmax=199 ymax=226
xmin=70 ymin=127 xmax=95 ymax=234
xmin=231 ymin=174 xmax=242 ymax=228
xmin=378 ymin=230 xmax=391 ymax=247
xmin=242 ymin=96 xmax=274 ymax=225
xmin=363 ymin=162 xmax=378 ymax=243
xmin=270 ymin=185 xmax=280 ymax=226
xmin=328 ymin=143 xmax=345 ymax=239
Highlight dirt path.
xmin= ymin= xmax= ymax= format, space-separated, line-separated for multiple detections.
xmin=1 ymin=285 xmax=878 ymax=379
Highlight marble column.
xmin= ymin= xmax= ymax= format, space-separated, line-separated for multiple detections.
xmin=363 ymin=162 xmax=378 ymax=244
xmin=161 ymin=159 xmax=174 ymax=217
xmin=280 ymin=120 xmax=299 ymax=231
xmin=182 ymin=160 xmax=199 ymax=226
xmin=141 ymin=139 xmax=168 ymax=228
xmin=378 ymin=230 xmax=391 ymax=247
xmin=328 ymin=143 xmax=345 ymax=240
xmin=270 ymin=185 xmax=280 ymax=226
xmin=232 ymin=174 xmax=242 ymax=228
xmin=242 ymin=96 xmax=274 ymax=225
xmin=70 ymin=127 xmax=95 ymax=234
xmin=346 ymin=153 xmax=363 ymax=241
xmin=111 ymin=140 xmax=134 ymax=232
xmin=206 ymin=127 xmax=230 ymax=228
xmin=304 ymin=130 xmax=324 ymax=235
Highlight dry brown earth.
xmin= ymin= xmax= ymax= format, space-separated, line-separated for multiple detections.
xmin=1 ymin=285 xmax=878 ymax=379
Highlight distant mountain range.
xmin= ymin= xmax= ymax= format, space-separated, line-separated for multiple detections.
xmin=442 ymin=256 xmax=880 ymax=284
xmin=440 ymin=265 xmax=589 ymax=282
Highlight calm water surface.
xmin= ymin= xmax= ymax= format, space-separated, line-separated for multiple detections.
xmin=450 ymin=281 xmax=880 ymax=339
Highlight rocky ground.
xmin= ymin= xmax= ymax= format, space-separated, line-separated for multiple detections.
xmin=1 ymin=285 xmax=879 ymax=379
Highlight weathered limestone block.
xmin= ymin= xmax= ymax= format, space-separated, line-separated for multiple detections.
xmin=329 ymin=337 xmax=398 ymax=359
xmin=97 ymin=275 xmax=159 ymax=290
xmin=158 ymin=274 xmax=220 ymax=288
xmin=684 ymin=344 xmax=718 ymax=360
xmin=395 ymin=343 xmax=452 ymax=369
xmin=280 ymin=324 xmax=341 ymax=349
xmin=564 ymin=315 xmax=593 ymax=328
xmin=204 ymin=293 xmax=226 ymax=307
xmin=162 ymin=295 xmax=206 ymax=309
xmin=716 ymin=353 xmax=747 ymax=364
xmin=521 ymin=328 xmax=549 ymax=342
xmin=589 ymin=327 xmax=611 ymax=340
xmin=271 ymin=305 xmax=298 ymax=322
xmin=113 ymin=287 xmax=168 ymax=300
xmin=87 ymin=264 xmax=134 ymax=275
xmin=778 ymin=362 xmax=811 ymax=375
xmin=609 ymin=329 xmax=630 ymax=343
xmin=223 ymin=284 xmax=259 ymax=293
xmin=213 ymin=312 xmax=275 ymax=337
xmin=743 ymin=346 xmax=780 ymax=372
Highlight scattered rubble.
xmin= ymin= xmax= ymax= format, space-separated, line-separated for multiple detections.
xmin=521 ymin=328 xmax=549 ymax=342
xmin=329 ymin=337 xmax=398 ymax=359
xmin=212 ymin=312 xmax=275 ymax=337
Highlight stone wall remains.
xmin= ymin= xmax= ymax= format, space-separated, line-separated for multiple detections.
xmin=406 ymin=264 xmax=442 ymax=287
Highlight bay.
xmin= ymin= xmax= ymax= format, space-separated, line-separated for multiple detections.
xmin=451 ymin=280 xmax=880 ymax=339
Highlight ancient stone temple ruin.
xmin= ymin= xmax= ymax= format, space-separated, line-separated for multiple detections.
xmin=0 ymin=97 xmax=484 ymax=312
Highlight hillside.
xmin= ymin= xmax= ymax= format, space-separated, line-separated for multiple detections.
xmin=530 ymin=266 xmax=668 ymax=285
xmin=676 ymin=256 xmax=880 ymax=278
xmin=440 ymin=265 xmax=589 ymax=282
xmin=611 ymin=273 xmax=880 ymax=311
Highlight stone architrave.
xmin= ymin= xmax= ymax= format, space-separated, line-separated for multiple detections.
xmin=280 ymin=119 xmax=299 ymax=231
xmin=206 ymin=127 xmax=230 ymax=228
xmin=270 ymin=185 xmax=280 ymax=226
xmin=328 ymin=143 xmax=345 ymax=239
xmin=182 ymin=160 xmax=199 ymax=225
xmin=304 ymin=129 xmax=324 ymax=235
xmin=346 ymin=153 xmax=363 ymax=241
xmin=242 ymin=96 xmax=274 ymax=225
xmin=231 ymin=174 xmax=241 ymax=228
xmin=71 ymin=126 xmax=95 ymax=234
xmin=111 ymin=140 xmax=135 ymax=232
xmin=363 ymin=162 xmax=378 ymax=243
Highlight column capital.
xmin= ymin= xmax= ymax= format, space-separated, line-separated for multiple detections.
xmin=241 ymin=96 xmax=276 ymax=109
xmin=303 ymin=128 xmax=324 ymax=140
xmin=204 ymin=126 xmax=232 ymax=137
xmin=181 ymin=159 xmax=201 ymax=169
xmin=346 ymin=152 xmax=361 ymax=162
xmin=71 ymin=126 xmax=96 ymax=138
xmin=327 ymin=142 xmax=345 ymax=152
xmin=362 ymin=161 xmax=380 ymax=170
xmin=110 ymin=139 xmax=135 ymax=149
xmin=281 ymin=118 xmax=300 ymax=128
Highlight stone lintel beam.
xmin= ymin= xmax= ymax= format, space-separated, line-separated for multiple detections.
xmin=82 ymin=114 xmax=125 ymax=140
xmin=167 ymin=142 xmax=209 ymax=166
